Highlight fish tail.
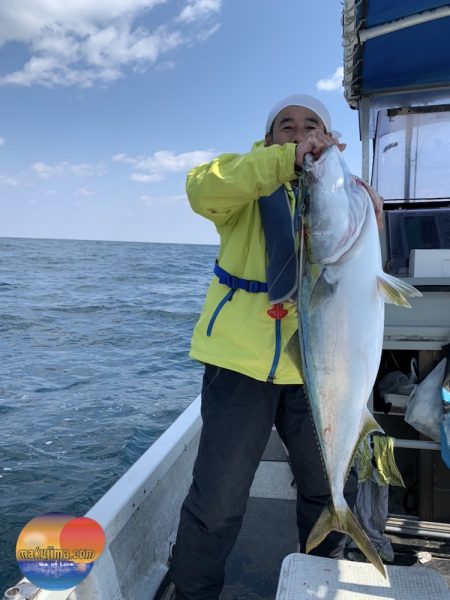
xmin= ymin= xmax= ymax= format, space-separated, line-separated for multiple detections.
xmin=306 ymin=501 xmax=386 ymax=578
xmin=377 ymin=272 xmax=422 ymax=307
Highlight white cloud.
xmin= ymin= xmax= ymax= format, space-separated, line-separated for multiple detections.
xmin=0 ymin=137 xmax=5 ymax=146
xmin=0 ymin=25 xmax=182 ymax=87
xmin=0 ymin=160 xmax=107 ymax=187
xmin=155 ymin=60 xmax=176 ymax=71
xmin=31 ymin=161 xmax=67 ymax=179
xmin=30 ymin=160 xmax=107 ymax=179
xmin=131 ymin=172 xmax=163 ymax=183
xmin=316 ymin=66 xmax=343 ymax=92
xmin=178 ymin=0 xmax=221 ymax=24
xmin=0 ymin=0 xmax=222 ymax=87
xmin=0 ymin=174 xmax=19 ymax=186
xmin=70 ymin=162 xmax=107 ymax=176
xmin=112 ymin=153 xmax=135 ymax=163
xmin=114 ymin=149 xmax=216 ymax=182
xmin=74 ymin=187 xmax=95 ymax=197
xmin=0 ymin=1 xmax=166 ymax=45
xmin=141 ymin=193 xmax=186 ymax=205
xmin=193 ymin=22 xmax=220 ymax=43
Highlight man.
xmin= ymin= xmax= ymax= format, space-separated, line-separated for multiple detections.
xmin=170 ymin=95 xmax=383 ymax=600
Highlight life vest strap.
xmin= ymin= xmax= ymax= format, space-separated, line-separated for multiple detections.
xmin=214 ymin=261 xmax=268 ymax=293
xmin=211 ymin=261 xmax=287 ymax=383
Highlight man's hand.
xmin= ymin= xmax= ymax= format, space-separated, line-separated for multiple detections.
xmin=295 ymin=130 xmax=346 ymax=170
xmin=357 ymin=178 xmax=384 ymax=231
xmin=294 ymin=131 xmax=384 ymax=231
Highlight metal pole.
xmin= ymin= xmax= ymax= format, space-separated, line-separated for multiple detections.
xmin=359 ymin=6 xmax=450 ymax=42
xmin=360 ymin=98 xmax=370 ymax=182
xmin=394 ymin=438 xmax=441 ymax=451
xmin=404 ymin=115 xmax=412 ymax=201
xmin=385 ymin=517 xmax=450 ymax=539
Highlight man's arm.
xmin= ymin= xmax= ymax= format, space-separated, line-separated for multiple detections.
xmin=187 ymin=143 xmax=297 ymax=226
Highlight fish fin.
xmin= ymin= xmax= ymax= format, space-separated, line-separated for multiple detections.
xmin=306 ymin=501 xmax=386 ymax=578
xmin=361 ymin=409 xmax=384 ymax=439
xmin=377 ymin=272 xmax=422 ymax=307
xmin=285 ymin=331 xmax=302 ymax=376
xmin=346 ymin=410 xmax=384 ymax=475
xmin=309 ymin=270 xmax=338 ymax=316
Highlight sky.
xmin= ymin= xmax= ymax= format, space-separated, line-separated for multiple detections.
xmin=0 ymin=0 xmax=363 ymax=245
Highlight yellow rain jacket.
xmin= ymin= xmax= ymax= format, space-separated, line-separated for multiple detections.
xmin=187 ymin=141 xmax=303 ymax=384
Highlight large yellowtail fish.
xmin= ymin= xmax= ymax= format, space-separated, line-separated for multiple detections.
xmin=288 ymin=145 xmax=421 ymax=576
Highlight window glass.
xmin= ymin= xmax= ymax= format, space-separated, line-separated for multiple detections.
xmin=372 ymin=107 xmax=450 ymax=200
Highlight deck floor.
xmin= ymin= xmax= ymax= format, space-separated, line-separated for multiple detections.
xmin=221 ymin=496 xmax=298 ymax=600
xmin=221 ymin=495 xmax=450 ymax=600
xmin=220 ymin=431 xmax=450 ymax=599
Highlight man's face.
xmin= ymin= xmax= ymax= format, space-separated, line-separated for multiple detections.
xmin=265 ymin=105 xmax=326 ymax=147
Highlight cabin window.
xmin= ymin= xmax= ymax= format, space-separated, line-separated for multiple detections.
xmin=372 ymin=105 xmax=450 ymax=201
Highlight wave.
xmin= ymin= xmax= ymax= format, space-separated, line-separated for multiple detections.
xmin=0 ymin=238 xmax=212 ymax=590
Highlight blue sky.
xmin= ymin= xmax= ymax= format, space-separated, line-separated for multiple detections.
xmin=0 ymin=0 xmax=362 ymax=245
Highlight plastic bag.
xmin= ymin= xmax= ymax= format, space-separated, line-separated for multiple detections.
xmin=378 ymin=360 xmax=418 ymax=398
xmin=377 ymin=358 xmax=418 ymax=410
xmin=405 ymin=358 xmax=447 ymax=441
xmin=441 ymin=350 xmax=450 ymax=468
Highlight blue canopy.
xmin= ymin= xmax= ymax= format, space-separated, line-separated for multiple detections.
xmin=343 ymin=1 xmax=450 ymax=106
xmin=365 ymin=0 xmax=450 ymax=26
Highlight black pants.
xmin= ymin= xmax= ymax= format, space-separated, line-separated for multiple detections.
xmin=169 ymin=365 xmax=357 ymax=600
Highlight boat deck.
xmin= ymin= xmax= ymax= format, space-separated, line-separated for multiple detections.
xmin=222 ymin=495 xmax=297 ymax=599
xmin=220 ymin=430 xmax=450 ymax=599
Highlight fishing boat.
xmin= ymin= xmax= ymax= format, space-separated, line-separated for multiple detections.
xmin=5 ymin=1 xmax=450 ymax=598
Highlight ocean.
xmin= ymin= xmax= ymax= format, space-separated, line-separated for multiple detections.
xmin=0 ymin=237 xmax=218 ymax=590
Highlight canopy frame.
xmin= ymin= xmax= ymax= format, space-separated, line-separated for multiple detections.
xmin=343 ymin=0 xmax=450 ymax=109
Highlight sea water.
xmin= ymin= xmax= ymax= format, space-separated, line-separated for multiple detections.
xmin=0 ymin=237 xmax=217 ymax=589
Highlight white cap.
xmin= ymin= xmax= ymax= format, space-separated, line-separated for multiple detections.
xmin=265 ymin=94 xmax=332 ymax=134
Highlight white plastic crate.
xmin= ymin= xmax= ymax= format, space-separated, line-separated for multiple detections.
xmin=276 ymin=553 xmax=450 ymax=600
